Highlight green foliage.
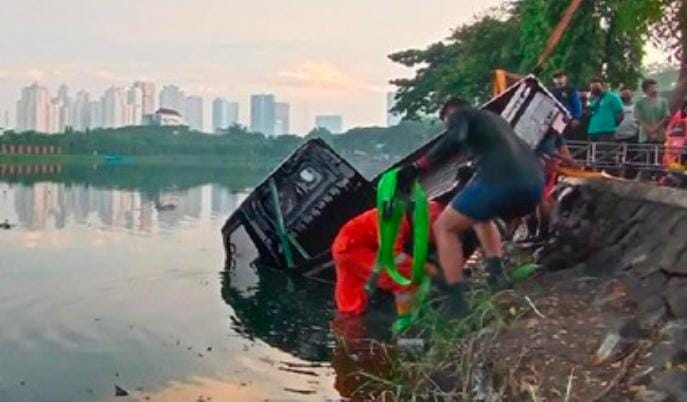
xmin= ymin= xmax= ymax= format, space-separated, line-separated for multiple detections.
xmin=389 ymin=9 xmax=522 ymax=118
xmin=521 ymin=0 xmax=662 ymax=87
xmin=1 ymin=121 xmax=441 ymax=166
xmin=390 ymin=0 xmax=670 ymax=117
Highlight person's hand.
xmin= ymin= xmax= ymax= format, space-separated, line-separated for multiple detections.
xmin=396 ymin=162 xmax=421 ymax=193
xmin=570 ymin=119 xmax=581 ymax=128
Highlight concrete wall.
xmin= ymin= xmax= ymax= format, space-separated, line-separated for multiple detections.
xmin=545 ymin=178 xmax=687 ymax=320
xmin=540 ymin=179 xmax=687 ymax=400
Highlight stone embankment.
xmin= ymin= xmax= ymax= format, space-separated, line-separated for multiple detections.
xmin=532 ymin=178 xmax=687 ymax=401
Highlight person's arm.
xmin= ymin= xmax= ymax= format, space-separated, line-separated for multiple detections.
xmin=570 ymin=89 xmax=583 ymax=121
xmin=613 ymin=95 xmax=625 ymax=126
xmin=416 ymin=110 xmax=470 ymax=170
xmin=555 ymin=135 xmax=578 ymax=167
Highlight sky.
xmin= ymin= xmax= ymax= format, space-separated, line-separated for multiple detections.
xmin=0 ymin=0 xmax=667 ymax=134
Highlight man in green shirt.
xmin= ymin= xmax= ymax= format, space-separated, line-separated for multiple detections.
xmin=634 ymin=79 xmax=671 ymax=144
xmin=587 ymin=77 xmax=624 ymax=142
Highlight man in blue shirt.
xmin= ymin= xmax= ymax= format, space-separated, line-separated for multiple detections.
xmin=551 ymin=71 xmax=583 ymax=125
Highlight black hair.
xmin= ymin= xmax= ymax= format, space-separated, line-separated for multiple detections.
xmin=439 ymin=97 xmax=470 ymax=120
xmin=641 ymin=78 xmax=658 ymax=92
xmin=590 ymin=77 xmax=605 ymax=85
xmin=553 ymin=70 xmax=567 ymax=78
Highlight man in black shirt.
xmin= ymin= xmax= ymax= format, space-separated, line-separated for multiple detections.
xmin=397 ymin=98 xmax=544 ymax=320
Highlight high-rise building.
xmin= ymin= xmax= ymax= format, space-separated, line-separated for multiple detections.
xmin=57 ymin=84 xmax=69 ymax=104
xmin=185 ymin=96 xmax=204 ymax=131
xmin=102 ymin=87 xmax=127 ymax=128
xmin=212 ymin=98 xmax=240 ymax=133
xmin=274 ymin=102 xmax=290 ymax=136
xmin=133 ymin=81 xmax=156 ymax=115
xmin=16 ymin=83 xmax=51 ymax=133
xmin=48 ymin=98 xmax=64 ymax=133
xmin=250 ymin=94 xmax=275 ymax=136
xmin=387 ymin=91 xmax=402 ymax=127
xmin=88 ymin=100 xmax=102 ymax=129
xmin=226 ymin=102 xmax=239 ymax=128
xmin=71 ymin=91 xmax=90 ymax=132
xmin=126 ymin=86 xmax=144 ymax=125
xmin=57 ymin=100 xmax=71 ymax=132
xmin=315 ymin=115 xmax=343 ymax=133
xmin=159 ymin=85 xmax=186 ymax=117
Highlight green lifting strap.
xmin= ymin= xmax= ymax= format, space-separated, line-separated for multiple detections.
xmin=367 ymin=169 xmax=430 ymax=291
xmin=268 ymin=178 xmax=295 ymax=269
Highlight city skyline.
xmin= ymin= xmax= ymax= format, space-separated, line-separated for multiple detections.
xmin=1 ymin=0 xmax=668 ymax=134
xmin=10 ymin=81 xmax=407 ymax=134
xmin=0 ymin=0 xmax=518 ymax=133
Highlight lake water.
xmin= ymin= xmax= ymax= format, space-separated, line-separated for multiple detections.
xmin=0 ymin=164 xmax=361 ymax=402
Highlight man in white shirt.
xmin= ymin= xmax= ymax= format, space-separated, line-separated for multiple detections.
xmin=615 ymin=87 xmax=638 ymax=143
xmin=615 ymin=87 xmax=639 ymax=178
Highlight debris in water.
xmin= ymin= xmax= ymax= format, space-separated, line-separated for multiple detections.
xmin=114 ymin=385 xmax=129 ymax=397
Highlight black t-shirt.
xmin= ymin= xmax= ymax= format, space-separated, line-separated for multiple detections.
xmin=423 ymin=108 xmax=544 ymax=184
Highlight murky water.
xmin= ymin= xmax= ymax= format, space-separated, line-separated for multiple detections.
xmin=0 ymin=164 xmax=358 ymax=402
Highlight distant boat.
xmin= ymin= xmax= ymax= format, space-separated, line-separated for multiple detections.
xmin=103 ymin=154 xmax=129 ymax=165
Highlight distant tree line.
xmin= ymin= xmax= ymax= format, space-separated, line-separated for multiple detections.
xmin=0 ymin=120 xmax=441 ymax=162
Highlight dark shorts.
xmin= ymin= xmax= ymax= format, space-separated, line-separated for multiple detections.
xmin=450 ymin=179 xmax=544 ymax=222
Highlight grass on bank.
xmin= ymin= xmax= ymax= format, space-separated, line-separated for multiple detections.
xmin=350 ymin=287 xmax=522 ymax=401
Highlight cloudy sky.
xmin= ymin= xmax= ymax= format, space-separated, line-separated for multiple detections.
xmin=0 ymin=0 xmax=664 ymax=133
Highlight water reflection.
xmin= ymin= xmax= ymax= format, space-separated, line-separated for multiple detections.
xmin=222 ymin=257 xmax=398 ymax=401
xmin=0 ymin=182 xmax=247 ymax=232
xmin=223 ymin=267 xmax=335 ymax=362
xmin=0 ymin=166 xmax=345 ymax=402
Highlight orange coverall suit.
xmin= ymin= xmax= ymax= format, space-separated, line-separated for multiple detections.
xmin=332 ymin=201 xmax=444 ymax=315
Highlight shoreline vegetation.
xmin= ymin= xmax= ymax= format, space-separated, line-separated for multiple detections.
xmin=0 ymin=153 xmax=284 ymax=168
xmin=0 ymin=120 xmax=441 ymax=171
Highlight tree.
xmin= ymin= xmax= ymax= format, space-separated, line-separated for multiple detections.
xmin=222 ymin=123 xmax=251 ymax=136
xmin=520 ymin=0 xmax=659 ymax=88
xmin=389 ymin=0 xmax=664 ymax=117
xmin=650 ymin=0 xmax=687 ymax=111
xmin=389 ymin=8 xmax=522 ymax=118
xmin=305 ymin=127 xmax=334 ymax=140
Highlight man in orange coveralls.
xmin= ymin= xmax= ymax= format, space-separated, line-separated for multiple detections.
xmin=332 ymin=200 xmax=478 ymax=316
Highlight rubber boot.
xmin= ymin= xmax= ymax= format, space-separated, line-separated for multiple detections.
xmin=438 ymin=282 xmax=471 ymax=321
xmin=485 ymin=257 xmax=513 ymax=293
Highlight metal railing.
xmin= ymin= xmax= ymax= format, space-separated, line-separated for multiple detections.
xmin=567 ymin=141 xmax=682 ymax=172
